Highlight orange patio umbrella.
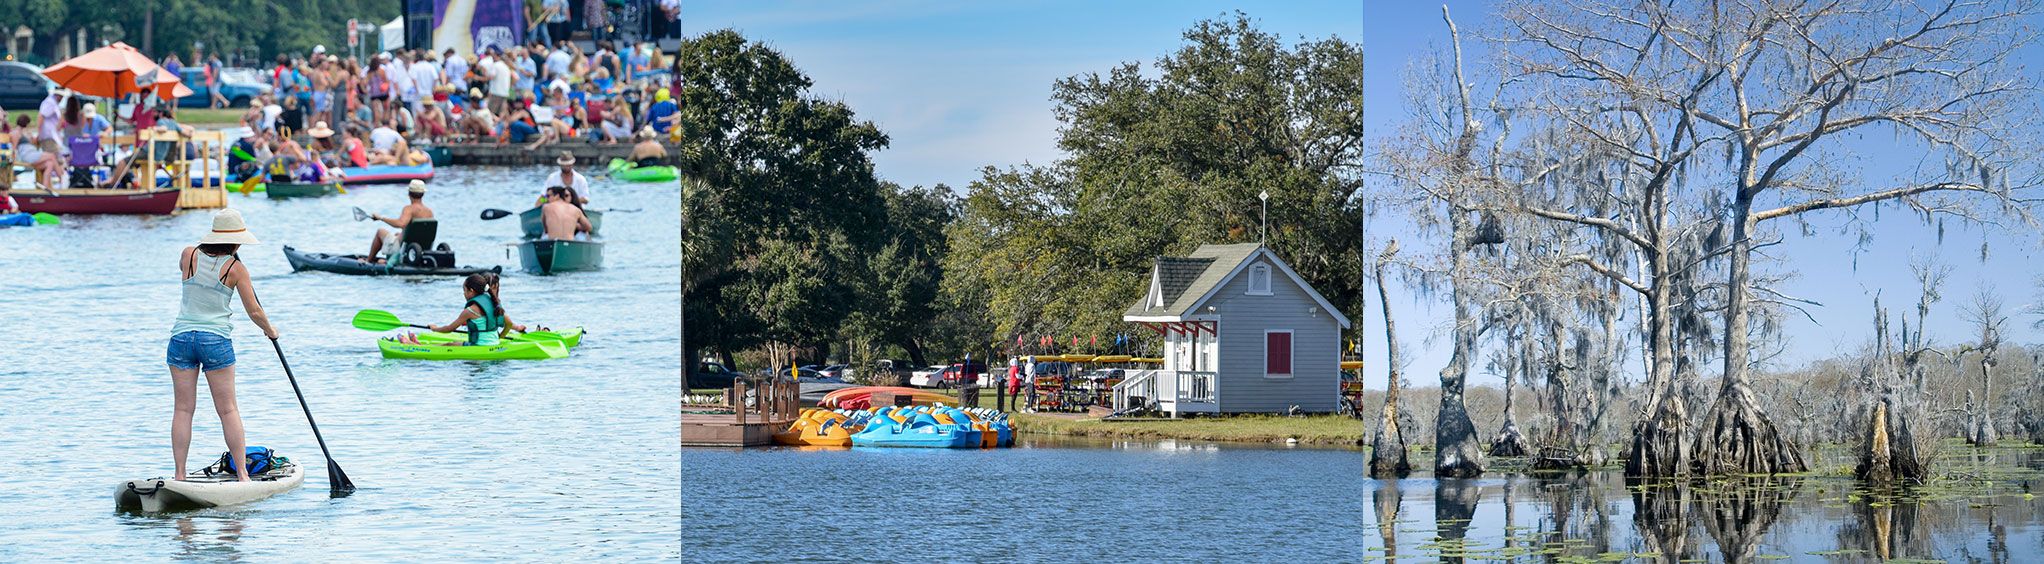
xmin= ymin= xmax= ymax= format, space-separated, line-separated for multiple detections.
xmin=42 ymin=42 xmax=191 ymax=101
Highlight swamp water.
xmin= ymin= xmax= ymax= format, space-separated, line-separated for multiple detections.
xmin=1366 ymin=444 xmax=2044 ymax=561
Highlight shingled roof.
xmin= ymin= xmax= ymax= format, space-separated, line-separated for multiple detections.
xmin=1124 ymin=243 xmax=1263 ymax=318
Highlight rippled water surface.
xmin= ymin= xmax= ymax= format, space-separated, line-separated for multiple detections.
xmin=0 ymin=167 xmax=679 ymax=559
xmin=684 ymin=438 xmax=1367 ymax=561
xmin=1362 ymin=447 xmax=2044 ymax=561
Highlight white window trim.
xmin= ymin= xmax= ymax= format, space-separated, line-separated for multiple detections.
xmin=1263 ymin=329 xmax=1293 ymax=379
xmin=1247 ymin=264 xmax=1273 ymax=296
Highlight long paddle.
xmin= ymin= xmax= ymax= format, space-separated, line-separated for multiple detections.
xmin=270 ymin=338 xmax=356 ymax=497
xmin=351 ymin=309 xmax=565 ymax=341
xmin=481 ymin=207 xmax=637 ymax=220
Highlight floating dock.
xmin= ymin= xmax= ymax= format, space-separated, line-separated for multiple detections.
xmin=681 ymin=379 xmax=799 ymax=447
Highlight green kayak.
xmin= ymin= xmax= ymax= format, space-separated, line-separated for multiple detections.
xmin=414 ymin=327 xmax=585 ymax=348
xmin=377 ymin=337 xmax=569 ymax=360
xmin=607 ymin=158 xmax=678 ymax=183
xmin=226 ymin=181 xmax=267 ymax=193
xmin=265 ymin=182 xmax=340 ymax=199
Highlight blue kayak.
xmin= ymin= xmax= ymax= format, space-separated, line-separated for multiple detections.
xmin=338 ymin=163 xmax=435 ymax=185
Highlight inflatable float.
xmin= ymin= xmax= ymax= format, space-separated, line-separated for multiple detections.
xmin=338 ymin=163 xmax=435 ymax=185
xmin=607 ymin=158 xmax=678 ymax=183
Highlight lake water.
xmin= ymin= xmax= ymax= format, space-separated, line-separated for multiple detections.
xmin=683 ymin=437 xmax=1368 ymax=561
xmin=1363 ymin=446 xmax=2044 ymax=561
xmin=0 ymin=167 xmax=680 ymax=559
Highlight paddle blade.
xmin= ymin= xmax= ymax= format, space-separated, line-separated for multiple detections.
xmin=335 ymin=183 xmax=348 ymax=196
xmin=350 ymin=309 xmax=407 ymax=332
xmin=352 ymin=206 xmax=369 ymax=221
xmin=32 ymin=212 xmax=59 ymax=225
xmin=328 ymin=462 xmax=356 ymax=497
xmin=480 ymin=208 xmax=515 ymax=220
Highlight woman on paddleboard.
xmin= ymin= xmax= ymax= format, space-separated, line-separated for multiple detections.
xmin=169 ymin=209 xmax=279 ymax=482
xmin=396 ymin=273 xmax=530 ymax=346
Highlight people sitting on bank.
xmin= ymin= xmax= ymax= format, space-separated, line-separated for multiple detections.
xmin=539 ymin=186 xmax=592 ymax=241
xmin=541 ymin=151 xmax=591 ymax=204
xmin=363 ymin=180 xmax=435 ymax=264
xmin=392 ymin=273 xmax=529 ymax=346
xmin=629 ymin=127 xmax=668 ymax=167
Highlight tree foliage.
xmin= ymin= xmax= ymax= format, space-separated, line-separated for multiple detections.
xmin=947 ymin=12 xmax=1366 ymax=351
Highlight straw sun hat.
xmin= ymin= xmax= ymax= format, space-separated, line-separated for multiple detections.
xmin=199 ymin=209 xmax=260 ymax=245
xmin=555 ymin=151 xmax=576 ymax=166
xmin=307 ymin=121 xmax=335 ymax=138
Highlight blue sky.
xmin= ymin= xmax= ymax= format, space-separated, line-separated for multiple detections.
xmin=685 ymin=1 xmax=2044 ymax=388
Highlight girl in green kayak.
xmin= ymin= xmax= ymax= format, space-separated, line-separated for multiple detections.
xmin=169 ymin=209 xmax=279 ymax=482
xmin=397 ymin=273 xmax=530 ymax=346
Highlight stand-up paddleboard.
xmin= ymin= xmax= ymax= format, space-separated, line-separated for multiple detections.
xmin=115 ymin=459 xmax=304 ymax=513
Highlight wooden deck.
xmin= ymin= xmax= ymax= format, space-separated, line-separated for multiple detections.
xmin=681 ymin=379 xmax=800 ymax=447
xmin=436 ymin=140 xmax=672 ymax=166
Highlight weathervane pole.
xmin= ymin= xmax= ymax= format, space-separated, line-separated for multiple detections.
xmin=1258 ymin=190 xmax=1269 ymax=243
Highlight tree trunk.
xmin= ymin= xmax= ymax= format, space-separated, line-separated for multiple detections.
xmin=1489 ymin=335 xmax=1529 ymax=457
xmin=1433 ymin=479 xmax=1479 ymax=563
xmin=1695 ymin=201 xmax=1805 ymax=475
xmin=1973 ymin=358 xmax=1999 ymax=446
xmin=903 ymin=338 xmax=928 ymax=368
xmin=1369 ymin=245 xmax=1411 ymax=477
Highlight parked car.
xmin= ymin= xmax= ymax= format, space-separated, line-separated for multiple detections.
xmin=938 ymin=361 xmax=992 ymax=388
xmin=841 ymin=360 xmax=911 ymax=383
xmin=768 ymin=367 xmax=829 ymax=381
xmin=908 ymin=365 xmax=950 ymax=388
xmin=176 ymin=67 xmax=271 ymax=108
xmin=0 ymin=62 xmax=55 ymax=111
xmin=688 ymin=361 xmax=746 ymax=389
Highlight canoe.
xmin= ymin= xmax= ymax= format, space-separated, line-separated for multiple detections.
xmin=377 ymin=337 xmax=569 ymax=360
xmin=337 ymin=163 xmax=434 ymax=185
xmin=415 ymin=326 xmax=585 ymax=348
xmin=607 ymin=158 xmax=678 ymax=183
xmin=115 ymin=460 xmax=303 ymax=513
xmin=518 ymin=207 xmax=603 ymax=239
xmin=421 ymin=146 xmax=452 ymax=166
xmin=265 ymin=182 xmax=340 ymax=199
xmin=15 ymin=188 xmax=182 ymax=215
xmin=283 ymin=246 xmax=501 ymax=276
xmin=517 ymin=239 xmax=603 ymax=274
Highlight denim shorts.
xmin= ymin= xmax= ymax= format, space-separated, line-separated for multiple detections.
xmin=167 ymin=331 xmax=235 ymax=371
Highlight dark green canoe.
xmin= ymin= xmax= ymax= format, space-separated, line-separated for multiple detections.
xmin=518 ymin=207 xmax=603 ymax=239
xmin=517 ymin=239 xmax=604 ymax=274
xmin=265 ymin=182 xmax=340 ymax=199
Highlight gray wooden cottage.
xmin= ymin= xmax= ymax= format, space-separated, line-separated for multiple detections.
xmin=1116 ymin=243 xmax=1350 ymax=416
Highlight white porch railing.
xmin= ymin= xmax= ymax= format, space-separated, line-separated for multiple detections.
xmin=1112 ymin=370 xmax=1219 ymax=417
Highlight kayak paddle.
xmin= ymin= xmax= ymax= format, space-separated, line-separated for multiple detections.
xmin=351 ymin=309 xmax=567 ymax=341
xmin=32 ymin=212 xmax=59 ymax=226
xmin=270 ymin=338 xmax=356 ymax=497
xmin=480 ymin=208 xmax=515 ymax=220
xmin=352 ymin=207 xmax=370 ymax=222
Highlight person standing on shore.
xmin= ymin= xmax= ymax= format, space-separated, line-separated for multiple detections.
xmin=168 ymin=209 xmax=279 ymax=482
xmin=206 ymin=55 xmax=228 ymax=109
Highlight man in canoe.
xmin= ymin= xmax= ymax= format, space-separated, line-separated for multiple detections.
xmin=628 ymin=127 xmax=667 ymax=168
xmin=540 ymin=151 xmax=591 ymax=205
xmin=540 ymin=186 xmax=592 ymax=240
xmin=364 ymin=180 xmax=435 ymax=263
xmin=169 ymin=209 xmax=280 ymax=482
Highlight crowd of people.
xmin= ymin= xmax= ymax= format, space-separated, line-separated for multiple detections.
xmin=236 ymin=40 xmax=681 ymax=152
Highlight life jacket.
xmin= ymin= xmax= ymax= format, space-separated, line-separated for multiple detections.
xmin=465 ymin=296 xmax=504 ymax=345
xmin=206 ymin=446 xmax=277 ymax=476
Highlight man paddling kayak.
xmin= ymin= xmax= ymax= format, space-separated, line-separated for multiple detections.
xmin=170 ymin=209 xmax=280 ymax=482
xmin=393 ymin=273 xmax=531 ymax=346
xmin=540 ymin=151 xmax=591 ymax=205
xmin=364 ymin=180 xmax=435 ymax=264
xmin=628 ymin=127 xmax=667 ymax=167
